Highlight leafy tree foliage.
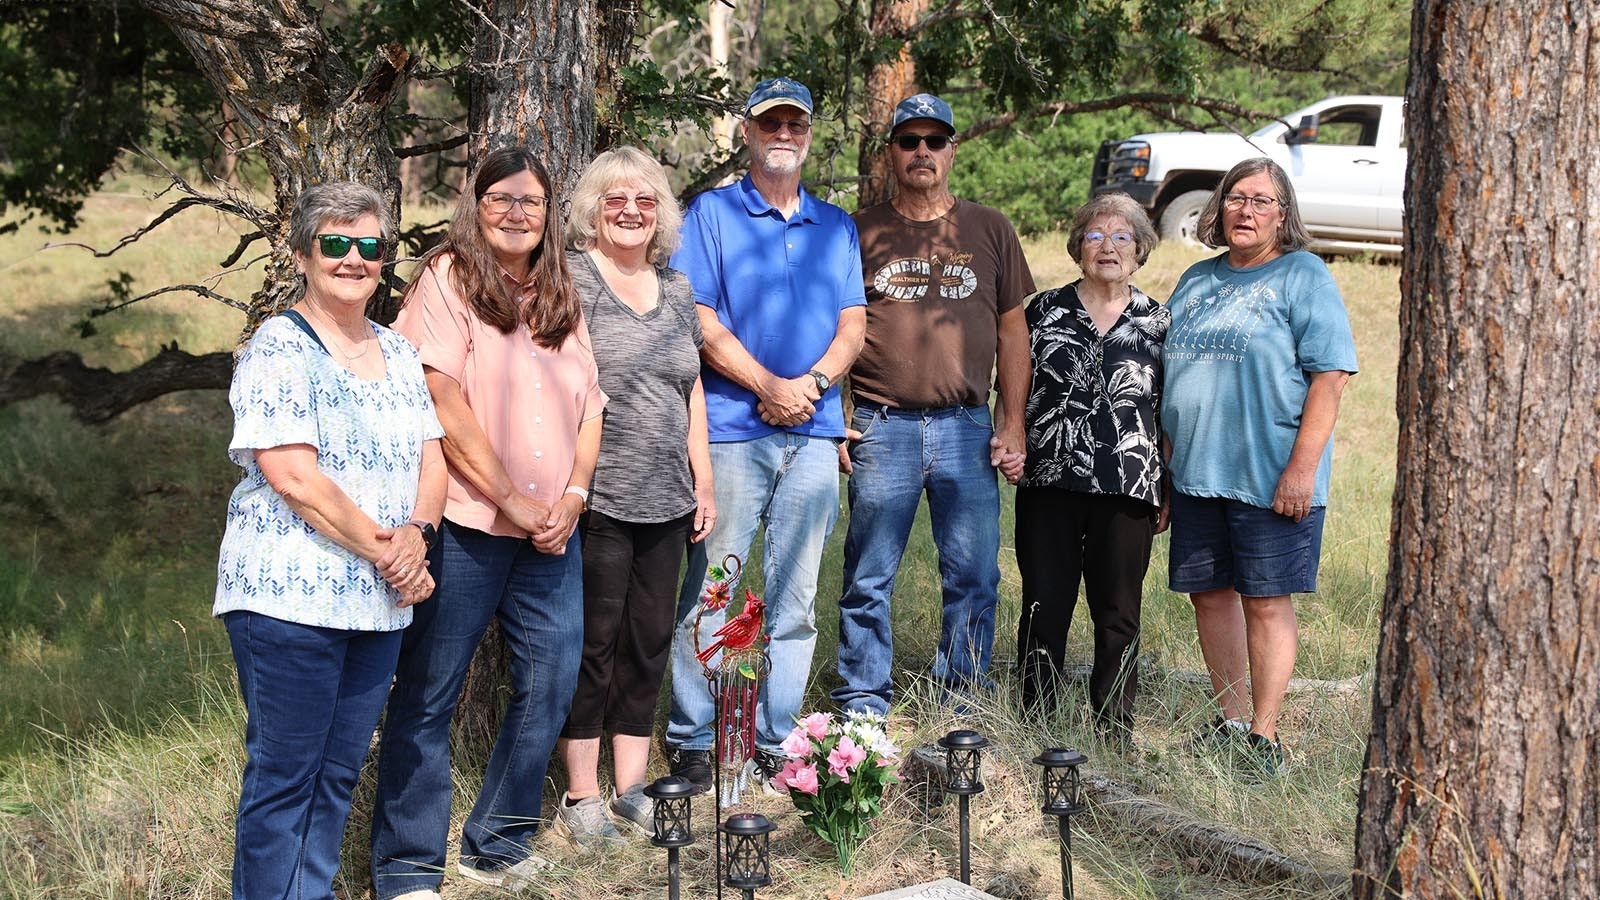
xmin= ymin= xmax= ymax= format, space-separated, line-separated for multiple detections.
xmin=0 ymin=1 xmax=211 ymax=232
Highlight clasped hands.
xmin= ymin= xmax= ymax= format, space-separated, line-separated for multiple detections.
xmin=756 ymin=374 xmax=820 ymax=427
xmin=374 ymin=524 xmax=433 ymax=608
xmin=504 ymin=491 xmax=584 ymax=555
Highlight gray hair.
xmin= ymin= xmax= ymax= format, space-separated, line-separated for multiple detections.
xmin=286 ymin=182 xmax=395 ymax=257
xmin=1066 ymin=192 xmax=1158 ymax=266
xmin=1196 ymin=158 xmax=1312 ymax=252
xmin=566 ymin=146 xmax=683 ymax=264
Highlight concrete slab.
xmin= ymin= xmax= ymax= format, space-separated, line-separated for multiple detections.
xmin=855 ymin=878 xmax=1005 ymax=900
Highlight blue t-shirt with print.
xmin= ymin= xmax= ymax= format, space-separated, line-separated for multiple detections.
xmin=1161 ymin=250 xmax=1359 ymax=509
xmin=670 ymin=174 xmax=867 ymax=441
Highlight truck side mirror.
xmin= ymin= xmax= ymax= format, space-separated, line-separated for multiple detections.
xmin=1286 ymin=114 xmax=1320 ymax=145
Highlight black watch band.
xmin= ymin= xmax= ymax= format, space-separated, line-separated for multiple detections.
xmin=809 ymin=369 xmax=831 ymax=394
xmin=408 ymin=520 xmax=437 ymax=551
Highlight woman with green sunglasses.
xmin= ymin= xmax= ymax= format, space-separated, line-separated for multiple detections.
xmin=214 ymin=181 xmax=447 ymax=899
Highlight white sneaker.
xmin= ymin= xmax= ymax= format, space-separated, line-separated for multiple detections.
xmin=456 ymin=854 xmax=552 ymax=890
xmin=390 ymin=892 xmax=442 ymax=900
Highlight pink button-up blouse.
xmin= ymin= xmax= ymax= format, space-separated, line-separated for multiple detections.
xmin=396 ymin=253 xmax=605 ymax=538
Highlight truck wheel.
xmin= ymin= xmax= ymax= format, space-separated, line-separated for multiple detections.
xmin=1158 ymin=190 xmax=1212 ymax=245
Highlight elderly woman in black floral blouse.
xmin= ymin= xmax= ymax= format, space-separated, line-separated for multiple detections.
xmin=1014 ymin=192 xmax=1170 ymax=741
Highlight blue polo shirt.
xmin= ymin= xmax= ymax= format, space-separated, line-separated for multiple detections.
xmin=671 ymin=174 xmax=867 ymax=441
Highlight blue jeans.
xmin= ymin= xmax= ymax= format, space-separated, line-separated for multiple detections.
xmin=668 ymin=433 xmax=841 ymax=752
xmin=369 ymin=520 xmax=582 ymax=897
xmin=832 ymin=402 xmax=1001 ymax=715
xmin=224 ymin=610 xmax=402 ymax=900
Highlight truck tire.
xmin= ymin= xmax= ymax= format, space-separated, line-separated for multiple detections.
xmin=1158 ymin=190 xmax=1212 ymax=245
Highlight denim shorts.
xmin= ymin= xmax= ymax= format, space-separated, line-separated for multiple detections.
xmin=1167 ymin=492 xmax=1325 ymax=597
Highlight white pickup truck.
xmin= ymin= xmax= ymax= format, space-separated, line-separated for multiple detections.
xmin=1090 ymin=95 xmax=1405 ymax=256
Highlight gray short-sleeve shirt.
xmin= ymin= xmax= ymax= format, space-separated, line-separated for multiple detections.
xmin=569 ymin=249 xmax=704 ymax=522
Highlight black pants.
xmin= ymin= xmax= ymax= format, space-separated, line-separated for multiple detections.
xmin=1014 ymin=488 xmax=1157 ymax=728
xmin=563 ymin=509 xmax=693 ymax=739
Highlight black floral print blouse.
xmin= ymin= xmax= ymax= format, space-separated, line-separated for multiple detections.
xmin=1020 ymin=280 xmax=1170 ymax=507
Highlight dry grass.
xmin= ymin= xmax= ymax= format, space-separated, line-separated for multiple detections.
xmin=0 ymin=181 xmax=1400 ymax=898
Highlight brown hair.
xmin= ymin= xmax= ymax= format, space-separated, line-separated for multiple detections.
xmin=407 ymin=147 xmax=580 ymax=346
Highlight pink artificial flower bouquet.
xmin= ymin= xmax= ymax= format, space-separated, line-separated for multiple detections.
xmin=769 ymin=710 xmax=900 ymax=875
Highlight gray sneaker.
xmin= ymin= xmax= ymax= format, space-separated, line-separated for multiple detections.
xmin=553 ymin=792 xmax=625 ymax=849
xmin=608 ymin=782 xmax=654 ymax=837
xmin=456 ymin=853 xmax=552 ymax=890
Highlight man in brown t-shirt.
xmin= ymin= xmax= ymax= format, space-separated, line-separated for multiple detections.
xmin=832 ymin=93 xmax=1035 ymax=715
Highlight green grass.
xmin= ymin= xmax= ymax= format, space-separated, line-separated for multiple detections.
xmin=0 ymin=179 xmax=1399 ymax=897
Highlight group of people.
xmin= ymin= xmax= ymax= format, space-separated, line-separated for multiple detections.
xmin=213 ymin=74 xmax=1356 ymax=898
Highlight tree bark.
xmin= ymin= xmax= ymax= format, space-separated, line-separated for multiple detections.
xmin=1353 ymin=3 xmax=1600 ymax=896
xmin=856 ymin=0 xmax=930 ymax=208
xmin=467 ymin=0 xmax=597 ymax=192
xmin=139 ymin=0 xmax=414 ymax=333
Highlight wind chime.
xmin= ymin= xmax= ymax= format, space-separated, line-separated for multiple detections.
xmin=693 ymin=554 xmax=770 ymax=807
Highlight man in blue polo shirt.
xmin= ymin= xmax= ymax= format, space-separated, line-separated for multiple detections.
xmin=665 ymin=77 xmax=867 ymax=792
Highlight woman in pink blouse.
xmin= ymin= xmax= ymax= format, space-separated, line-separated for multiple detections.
xmin=370 ymin=148 xmax=605 ymax=897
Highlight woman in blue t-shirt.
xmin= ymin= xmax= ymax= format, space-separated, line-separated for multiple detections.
xmin=1161 ymin=158 xmax=1359 ymax=777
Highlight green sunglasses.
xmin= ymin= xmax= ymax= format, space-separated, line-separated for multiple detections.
xmin=316 ymin=234 xmax=386 ymax=262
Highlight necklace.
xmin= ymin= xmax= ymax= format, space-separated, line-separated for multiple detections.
xmin=304 ymin=301 xmax=372 ymax=364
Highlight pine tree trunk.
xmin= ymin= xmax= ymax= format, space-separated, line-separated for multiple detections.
xmin=1353 ymin=2 xmax=1600 ymax=896
xmin=856 ymin=0 xmax=929 ymax=208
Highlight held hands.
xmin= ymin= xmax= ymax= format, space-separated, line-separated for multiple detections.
xmin=533 ymin=493 xmax=584 ymax=554
xmin=1272 ymin=464 xmax=1316 ymax=522
xmin=989 ymin=426 xmax=1026 ymax=485
xmin=375 ymin=525 xmax=434 ymax=606
xmin=756 ymin=374 xmax=820 ymax=427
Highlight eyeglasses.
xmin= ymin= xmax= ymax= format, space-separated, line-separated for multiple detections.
xmin=316 ymin=234 xmax=386 ymax=262
xmin=603 ymin=194 xmax=658 ymax=212
xmin=481 ymin=192 xmax=550 ymax=216
xmin=1083 ymin=231 xmax=1135 ymax=247
xmin=751 ymin=116 xmax=812 ymax=135
xmin=890 ymin=133 xmax=953 ymax=152
xmin=1223 ymin=193 xmax=1283 ymax=213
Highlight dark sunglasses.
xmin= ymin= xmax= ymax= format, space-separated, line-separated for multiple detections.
xmin=752 ymin=116 xmax=812 ymax=135
xmin=890 ymin=133 xmax=952 ymax=151
xmin=316 ymin=234 xmax=386 ymax=262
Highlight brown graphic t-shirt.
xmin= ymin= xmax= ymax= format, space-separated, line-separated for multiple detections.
xmin=850 ymin=199 xmax=1035 ymax=409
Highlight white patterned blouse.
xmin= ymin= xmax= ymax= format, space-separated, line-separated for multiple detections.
xmin=213 ymin=314 xmax=444 ymax=631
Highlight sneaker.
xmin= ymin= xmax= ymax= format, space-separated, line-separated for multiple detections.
xmin=1184 ymin=716 xmax=1249 ymax=755
xmin=1242 ymin=732 xmax=1288 ymax=779
xmin=666 ymin=746 xmax=714 ymax=794
xmin=456 ymin=854 xmax=552 ymax=890
xmin=390 ymin=891 xmax=442 ymax=900
xmin=749 ymin=749 xmax=787 ymax=797
xmin=609 ymin=782 xmax=654 ymax=837
xmin=553 ymin=792 xmax=626 ymax=848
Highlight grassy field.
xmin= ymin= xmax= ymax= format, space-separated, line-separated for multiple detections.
xmin=0 ymin=179 xmax=1398 ymax=898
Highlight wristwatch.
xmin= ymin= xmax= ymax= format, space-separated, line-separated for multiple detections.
xmin=407 ymin=520 xmax=438 ymax=551
xmin=808 ymin=369 xmax=832 ymax=394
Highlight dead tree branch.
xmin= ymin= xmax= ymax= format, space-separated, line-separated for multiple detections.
xmin=0 ymin=345 xmax=233 ymax=424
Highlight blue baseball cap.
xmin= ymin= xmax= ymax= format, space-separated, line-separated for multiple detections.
xmin=746 ymin=77 xmax=814 ymax=117
xmin=891 ymin=93 xmax=956 ymax=135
